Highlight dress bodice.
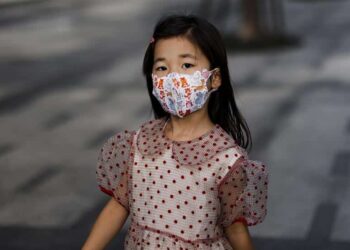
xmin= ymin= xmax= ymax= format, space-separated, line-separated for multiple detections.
xmin=95 ymin=117 xmax=268 ymax=249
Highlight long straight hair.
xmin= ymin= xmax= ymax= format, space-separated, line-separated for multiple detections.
xmin=142 ymin=14 xmax=252 ymax=152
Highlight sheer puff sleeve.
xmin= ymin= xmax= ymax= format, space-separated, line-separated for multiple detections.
xmin=95 ymin=130 xmax=136 ymax=211
xmin=218 ymin=156 xmax=269 ymax=228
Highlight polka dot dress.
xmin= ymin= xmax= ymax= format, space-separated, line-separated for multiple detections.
xmin=96 ymin=117 xmax=269 ymax=250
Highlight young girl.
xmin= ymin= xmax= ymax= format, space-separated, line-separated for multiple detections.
xmin=82 ymin=14 xmax=268 ymax=250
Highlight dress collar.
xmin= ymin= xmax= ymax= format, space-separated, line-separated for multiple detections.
xmin=136 ymin=117 xmax=240 ymax=166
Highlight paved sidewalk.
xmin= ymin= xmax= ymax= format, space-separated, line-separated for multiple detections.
xmin=0 ymin=0 xmax=350 ymax=249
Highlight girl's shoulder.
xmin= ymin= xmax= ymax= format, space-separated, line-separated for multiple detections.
xmin=134 ymin=117 xmax=168 ymax=156
xmin=137 ymin=117 xmax=166 ymax=132
xmin=97 ymin=129 xmax=136 ymax=163
xmin=100 ymin=118 xmax=164 ymax=150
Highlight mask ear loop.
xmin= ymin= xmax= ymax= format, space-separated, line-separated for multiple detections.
xmin=207 ymin=68 xmax=220 ymax=92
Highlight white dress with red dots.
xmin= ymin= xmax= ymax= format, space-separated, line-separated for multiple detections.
xmin=96 ymin=117 xmax=268 ymax=250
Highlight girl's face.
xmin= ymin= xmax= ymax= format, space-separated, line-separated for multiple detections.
xmin=152 ymin=36 xmax=211 ymax=77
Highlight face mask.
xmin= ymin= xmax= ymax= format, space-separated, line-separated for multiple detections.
xmin=151 ymin=68 xmax=218 ymax=118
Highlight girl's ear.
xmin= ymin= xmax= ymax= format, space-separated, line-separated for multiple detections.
xmin=211 ymin=68 xmax=222 ymax=89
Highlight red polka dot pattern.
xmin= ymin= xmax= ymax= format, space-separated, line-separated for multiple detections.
xmin=136 ymin=118 xmax=237 ymax=166
xmin=96 ymin=130 xmax=136 ymax=212
xmin=217 ymin=157 xmax=268 ymax=227
xmin=95 ymin=118 xmax=269 ymax=249
xmin=124 ymin=222 xmax=234 ymax=249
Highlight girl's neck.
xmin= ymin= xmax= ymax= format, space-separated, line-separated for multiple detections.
xmin=164 ymin=112 xmax=215 ymax=142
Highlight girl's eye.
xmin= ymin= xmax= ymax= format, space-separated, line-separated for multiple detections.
xmin=182 ymin=63 xmax=194 ymax=69
xmin=155 ymin=66 xmax=167 ymax=71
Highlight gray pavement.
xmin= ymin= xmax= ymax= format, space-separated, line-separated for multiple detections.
xmin=1 ymin=0 xmax=350 ymax=249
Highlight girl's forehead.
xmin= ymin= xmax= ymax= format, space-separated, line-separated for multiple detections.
xmin=154 ymin=36 xmax=204 ymax=61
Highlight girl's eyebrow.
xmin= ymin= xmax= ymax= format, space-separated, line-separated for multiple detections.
xmin=179 ymin=53 xmax=196 ymax=59
xmin=154 ymin=53 xmax=197 ymax=64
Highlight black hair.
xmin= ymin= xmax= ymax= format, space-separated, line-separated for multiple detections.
xmin=142 ymin=14 xmax=252 ymax=152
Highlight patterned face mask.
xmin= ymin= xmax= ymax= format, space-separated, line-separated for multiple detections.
xmin=151 ymin=68 xmax=219 ymax=118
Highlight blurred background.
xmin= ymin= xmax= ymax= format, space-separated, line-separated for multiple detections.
xmin=0 ymin=0 xmax=350 ymax=249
